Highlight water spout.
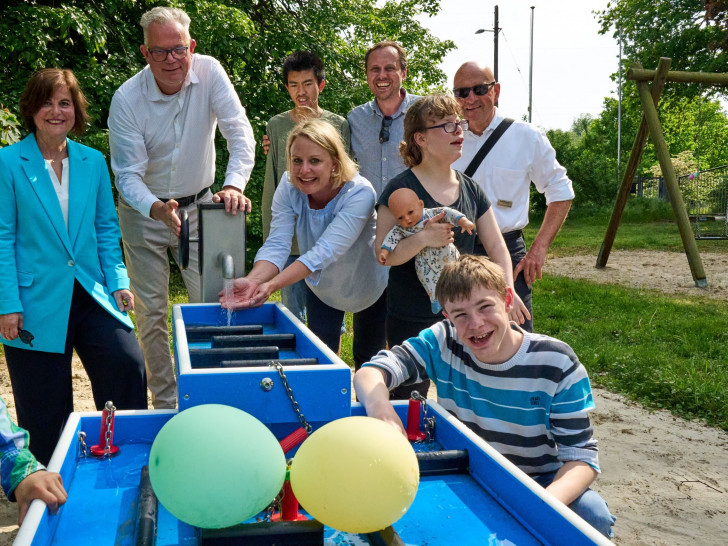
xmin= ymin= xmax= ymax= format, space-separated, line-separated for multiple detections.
xmin=219 ymin=253 xmax=235 ymax=280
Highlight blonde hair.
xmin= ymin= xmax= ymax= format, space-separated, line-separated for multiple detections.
xmin=399 ymin=94 xmax=463 ymax=168
xmin=140 ymin=7 xmax=191 ymax=45
xmin=286 ymin=118 xmax=358 ymax=190
xmin=436 ymin=255 xmax=507 ymax=308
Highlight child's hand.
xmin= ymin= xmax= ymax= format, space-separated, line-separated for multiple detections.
xmin=378 ymin=249 xmax=390 ymax=265
xmin=15 ymin=470 xmax=67 ymax=526
xmin=368 ymin=400 xmax=407 ymax=437
xmin=458 ymin=217 xmax=475 ymax=235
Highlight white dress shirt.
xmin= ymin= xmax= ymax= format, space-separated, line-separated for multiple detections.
xmin=108 ymin=54 xmax=256 ymax=216
xmin=452 ymin=108 xmax=574 ymax=233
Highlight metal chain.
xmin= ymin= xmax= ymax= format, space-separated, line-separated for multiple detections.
xmin=411 ymin=391 xmax=435 ymax=443
xmin=78 ymin=431 xmax=87 ymax=458
xmin=261 ymin=459 xmax=292 ymax=521
xmin=103 ymin=402 xmax=116 ymax=456
xmin=272 ymin=361 xmax=312 ymax=434
xmin=262 ymin=498 xmax=276 ymax=522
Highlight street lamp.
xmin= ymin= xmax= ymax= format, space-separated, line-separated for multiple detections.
xmin=475 ymin=5 xmax=500 ymax=82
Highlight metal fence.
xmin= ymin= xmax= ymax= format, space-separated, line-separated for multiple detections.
xmin=632 ymin=165 xmax=728 ymax=239
xmin=632 ymin=175 xmax=667 ymax=200
xmin=678 ymin=165 xmax=728 ymax=239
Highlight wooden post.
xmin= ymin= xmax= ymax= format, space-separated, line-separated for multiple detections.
xmin=636 ymin=80 xmax=708 ymax=287
xmin=597 ymin=58 xmax=671 ymax=268
xmin=627 ymin=68 xmax=728 ymax=85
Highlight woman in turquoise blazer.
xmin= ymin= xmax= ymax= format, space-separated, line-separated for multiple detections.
xmin=0 ymin=68 xmax=147 ymax=465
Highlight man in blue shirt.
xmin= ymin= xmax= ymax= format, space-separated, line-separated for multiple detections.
xmin=347 ymin=41 xmax=421 ymax=197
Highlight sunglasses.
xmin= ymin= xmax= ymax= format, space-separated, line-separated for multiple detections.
xmin=379 ymin=116 xmax=393 ymax=143
xmin=453 ymin=82 xmax=497 ymax=99
xmin=18 ymin=329 xmax=34 ymax=347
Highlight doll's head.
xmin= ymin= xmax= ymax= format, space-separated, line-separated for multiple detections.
xmin=388 ymin=188 xmax=425 ymax=228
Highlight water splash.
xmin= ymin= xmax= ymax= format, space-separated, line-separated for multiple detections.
xmin=223 ymin=277 xmax=235 ymax=327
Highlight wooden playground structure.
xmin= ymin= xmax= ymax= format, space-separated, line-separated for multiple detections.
xmin=597 ymin=57 xmax=728 ymax=287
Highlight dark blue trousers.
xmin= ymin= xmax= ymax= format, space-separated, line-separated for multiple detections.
xmin=305 ymin=288 xmax=387 ymax=370
xmin=4 ymin=281 xmax=147 ymax=465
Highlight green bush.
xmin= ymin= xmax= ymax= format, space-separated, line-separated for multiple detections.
xmin=0 ymin=105 xmax=21 ymax=148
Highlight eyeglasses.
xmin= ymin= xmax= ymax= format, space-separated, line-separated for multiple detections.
xmin=18 ymin=329 xmax=34 ymax=347
xmin=424 ymin=119 xmax=469 ymax=133
xmin=379 ymin=116 xmax=393 ymax=143
xmin=453 ymin=82 xmax=497 ymax=99
xmin=147 ymin=46 xmax=190 ymax=62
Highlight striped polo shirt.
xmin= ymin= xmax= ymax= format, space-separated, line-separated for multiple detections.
xmin=363 ymin=321 xmax=599 ymax=475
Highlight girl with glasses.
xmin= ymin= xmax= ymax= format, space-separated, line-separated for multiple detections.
xmin=375 ymin=93 xmax=530 ymax=399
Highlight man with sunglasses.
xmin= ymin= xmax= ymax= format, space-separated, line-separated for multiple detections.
xmin=347 ymin=41 xmax=421 ymax=197
xmin=452 ymin=62 xmax=574 ymax=332
xmin=108 ymin=6 xmax=256 ymax=409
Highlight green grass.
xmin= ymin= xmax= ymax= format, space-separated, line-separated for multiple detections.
xmin=531 ymin=218 xmax=728 ymax=257
xmin=534 ymin=276 xmax=728 ymax=431
xmin=519 ymin=203 xmax=728 ymax=430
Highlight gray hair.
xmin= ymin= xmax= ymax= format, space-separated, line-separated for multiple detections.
xmin=140 ymin=7 xmax=191 ymax=45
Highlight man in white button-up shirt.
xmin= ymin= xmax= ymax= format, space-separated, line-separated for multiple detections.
xmin=108 ymin=6 xmax=256 ymax=408
xmin=452 ymin=62 xmax=574 ymax=332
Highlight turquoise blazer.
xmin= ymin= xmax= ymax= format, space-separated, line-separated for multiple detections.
xmin=0 ymin=134 xmax=133 ymax=353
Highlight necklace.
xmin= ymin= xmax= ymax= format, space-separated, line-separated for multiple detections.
xmin=41 ymin=151 xmax=68 ymax=165
xmin=37 ymin=136 xmax=68 ymax=165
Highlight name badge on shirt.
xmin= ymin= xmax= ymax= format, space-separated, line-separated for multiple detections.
xmin=496 ymin=199 xmax=513 ymax=208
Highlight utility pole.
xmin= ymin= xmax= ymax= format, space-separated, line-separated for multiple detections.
xmin=528 ymin=6 xmax=534 ymax=123
xmin=617 ymin=24 xmax=623 ymax=185
xmin=494 ymin=5 xmax=499 ymax=82
xmin=475 ymin=5 xmax=500 ymax=103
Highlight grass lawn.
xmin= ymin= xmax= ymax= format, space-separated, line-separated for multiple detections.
xmin=526 ymin=204 xmax=728 ymax=430
xmin=534 ymin=275 xmax=728 ymax=430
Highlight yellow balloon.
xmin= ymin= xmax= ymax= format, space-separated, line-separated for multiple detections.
xmin=289 ymin=416 xmax=419 ymax=533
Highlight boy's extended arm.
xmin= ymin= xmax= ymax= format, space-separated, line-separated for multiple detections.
xmin=544 ymin=460 xmax=598 ymax=506
xmin=353 ymin=367 xmax=406 ymax=435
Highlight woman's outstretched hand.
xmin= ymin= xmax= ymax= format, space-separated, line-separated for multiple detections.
xmin=219 ymin=278 xmax=266 ymax=309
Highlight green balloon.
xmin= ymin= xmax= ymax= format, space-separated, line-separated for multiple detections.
xmin=149 ymin=404 xmax=286 ymax=529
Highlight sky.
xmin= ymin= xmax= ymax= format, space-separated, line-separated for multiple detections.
xmin=418 ymin=0 xmax=618 ymax=131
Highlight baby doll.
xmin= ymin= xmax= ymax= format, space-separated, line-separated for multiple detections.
xmin=379 ymin=187 xmax=475 ymax=313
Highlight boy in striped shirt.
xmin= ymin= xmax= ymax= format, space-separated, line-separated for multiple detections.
xmin=354 ymin=255 xmax=615 ymax=538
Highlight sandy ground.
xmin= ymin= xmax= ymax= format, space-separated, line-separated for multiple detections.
xmin=544 ymin=250 xmax=728 ymax=301
xmin=0 ymin=250 xmax=726 ymax=544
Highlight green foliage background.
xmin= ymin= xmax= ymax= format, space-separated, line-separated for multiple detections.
xmin=3 ymin=0 xmax=728 ymax=221
xmin=0 ymin=0 xmax=454 ymax=253
xmin=529 ymin=0 xmax=728 ymax=212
